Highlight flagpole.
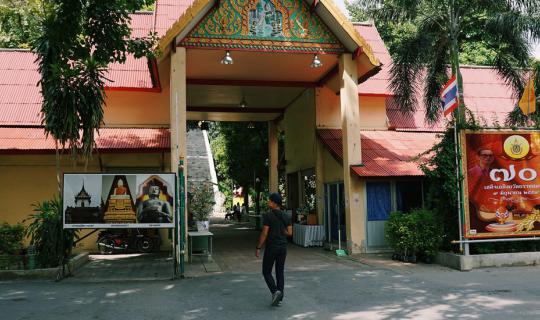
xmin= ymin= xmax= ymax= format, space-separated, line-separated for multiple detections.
xmin=453 ymin=72 xmax=469 ymax=255
xmin=449 ymin=0 xmax=467 ymax=254
xmin=452 ymin=118 xmax=464 ymax=254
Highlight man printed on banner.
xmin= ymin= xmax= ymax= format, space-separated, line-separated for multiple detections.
xmin=467 ymin=138 xmax=509 ymax=230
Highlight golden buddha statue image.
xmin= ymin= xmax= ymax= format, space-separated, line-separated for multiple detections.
xmin=103 ymin=176 xmax=137 ymax=224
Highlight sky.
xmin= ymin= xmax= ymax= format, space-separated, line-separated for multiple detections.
xmin=332 ymin=0 xmax=540 ymax=59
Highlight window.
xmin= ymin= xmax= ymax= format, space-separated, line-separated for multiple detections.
xmin=301 ymin=168 xmax=316 ymax=212
xmin=396 ymin=181 xmax=424 ymax=213
xmin=366 ymin=179 xmax=424 ymax=220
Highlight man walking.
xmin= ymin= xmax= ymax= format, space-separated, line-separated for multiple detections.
xmin=255 ymin=193 xmax=292 ymax=306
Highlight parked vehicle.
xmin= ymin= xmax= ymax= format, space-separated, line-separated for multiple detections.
xmin=97 ymin=229 xmax=160 ymax=254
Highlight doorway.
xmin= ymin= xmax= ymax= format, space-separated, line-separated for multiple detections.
xmin=324 ymin=182 xmax=346 ymax=248
xmin=366 ymin=181 xmax=392 ymax=249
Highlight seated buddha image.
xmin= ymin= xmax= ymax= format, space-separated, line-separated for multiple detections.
xmin=136 ymin=185 xmax=172 ymax=223
xmin=103 ymin=176 xmax=137 ymax=224
xmin=113 ymin=179 xmax=127 ymax=196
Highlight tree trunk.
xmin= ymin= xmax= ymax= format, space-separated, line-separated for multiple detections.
xmin=255 ymin=179 xmax=261 ymax=214
xmin=55 ymin=140 xmax=61 ymax=195
xmin=243 ymin=186 xmax=249 ymax=218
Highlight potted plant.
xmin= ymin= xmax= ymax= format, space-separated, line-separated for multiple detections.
xmin=385 ymin=208 xmax=443 ymax=264
xmin=24 ymin=196 xmax=78 ymax=268
xmin=0 ymin=222 xmax=24 ymax=270
xmin=188 ymin=182 xmax=215 ymax=231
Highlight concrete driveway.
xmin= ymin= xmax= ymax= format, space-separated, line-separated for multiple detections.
xmin=3 ymin=221 xmax=540 ymax=319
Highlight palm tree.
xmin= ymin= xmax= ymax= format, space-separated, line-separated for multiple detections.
xmin=360 ymin=0 xmax=540 ymax=125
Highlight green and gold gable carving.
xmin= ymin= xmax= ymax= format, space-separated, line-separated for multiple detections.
xmin=180 ymin=0 xmax=344 ymax=53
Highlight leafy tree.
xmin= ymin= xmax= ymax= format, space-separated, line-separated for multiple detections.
xmin=34 ymin=0 xmax=158 ymax=158
xmin=420 ymin=116 xmax=480 ymax=249
xmin=0 ymin=0 xmax=43 ymax=48
xmin=356 ymin=0 xmax=540 ymax=124
xmin=210 ymin=122 xmax=269 ymax=214
xmin=346 ymin=1 xmax=498 ymax=65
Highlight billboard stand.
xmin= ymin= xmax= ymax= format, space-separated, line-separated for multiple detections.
xmin=453 ymin=123 xmax=465 ymax=254
xmin=62 ymin=173 xmax=178 ymax=278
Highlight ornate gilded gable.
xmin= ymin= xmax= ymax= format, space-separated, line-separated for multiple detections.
xmin=179 ymin=0 xmax=344 ymax=53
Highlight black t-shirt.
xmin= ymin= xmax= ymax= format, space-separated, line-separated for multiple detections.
xmin=263 ymin=209 xmax=292 ymax=248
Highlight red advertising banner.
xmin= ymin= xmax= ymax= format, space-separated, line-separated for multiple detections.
xmin=462 ymin=130 xmax=540 ymax=238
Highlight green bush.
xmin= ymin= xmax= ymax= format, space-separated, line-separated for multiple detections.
xmin=0 ymin=222 xmax=24 ymax=254
xmin=188 ymin=182 xmax=216 ymax=221
xmin=24 ymin=196 xmax=78 ymax=268
xmin=386 ymin=208 xmax=444 ymax=259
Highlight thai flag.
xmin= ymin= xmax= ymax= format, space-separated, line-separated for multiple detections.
xmin=440 ymin=75 xmax=459 ymax=117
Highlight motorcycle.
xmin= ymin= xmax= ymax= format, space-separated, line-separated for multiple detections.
xmin=97 ymin=229 xmax=161 ymax=254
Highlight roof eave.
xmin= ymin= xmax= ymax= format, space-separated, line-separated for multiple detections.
xmin=311 ymin=0 xmax=380 ymax=68
xmin=157 ymin=0 xmax=216 ymax=60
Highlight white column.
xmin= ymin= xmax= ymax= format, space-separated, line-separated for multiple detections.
xmin=339 ymin=53 xmax=365 ymax=254
xmin=170 ymin=47 xmax=187 ymax=172
xmin=170 ymin=47 xmax=187 ymax=257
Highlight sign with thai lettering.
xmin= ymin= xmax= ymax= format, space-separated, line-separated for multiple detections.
xmin=63 ymin=173 xmax=175 ymax=229
xmin=462 ymin=130 xmax=540 ymax=238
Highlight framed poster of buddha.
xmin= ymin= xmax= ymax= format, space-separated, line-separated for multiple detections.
xmin=63 ymin=173 xmax=176 ymax=228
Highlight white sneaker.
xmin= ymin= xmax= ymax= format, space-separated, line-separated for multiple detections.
xmin=271 ymin=290 xmax=283 ymax=306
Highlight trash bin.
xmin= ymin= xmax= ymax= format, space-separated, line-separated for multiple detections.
xmin=27 ymin=245 xmax=36 ymax=270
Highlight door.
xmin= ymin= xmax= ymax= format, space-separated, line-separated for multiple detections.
xmin=366 ymin=181 xmax=392 ymax=248
xmin=324 ymin=182 xmax=346 ymax=246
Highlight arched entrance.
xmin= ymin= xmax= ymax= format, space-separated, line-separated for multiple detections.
xmin=157 ymin=0 xmax=380 ymax=273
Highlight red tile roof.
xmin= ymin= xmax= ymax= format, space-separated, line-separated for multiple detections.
xmin=0 ymin=13 xmax=158 ymax=125
xmin=0 ymin=127 xmax=170 ymax=153
xmin=154 ymin=0 xmax=192 ymax=37
xmin=354 ymin=23 xmax=393 ymax=96
xmin=317 ymin=129 xmax=439 ymax=177
xmin=131 ymin=11 xmax=155 ymax=38
xmin=386 ymin=66 xmax=516 ymax=131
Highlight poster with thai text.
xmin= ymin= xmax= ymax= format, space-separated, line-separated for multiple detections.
xmin=462 ymin=130 xmax=540 ymax=238
xmin=63 ymin=173 xmax=176 ymax=229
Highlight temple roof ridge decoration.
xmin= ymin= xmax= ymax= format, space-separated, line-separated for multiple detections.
xmin=157 ymin=0 xmax=380 ymax=69
xmin=179 ymin=0 xmax=344 ymax=53
xmin=75 ymin=183 xmax=91 ymax=201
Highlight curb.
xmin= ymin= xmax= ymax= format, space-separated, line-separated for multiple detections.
xmin=0 ymin=252 xmax=89 ymax=280
xmin=436 ymin=251 xmax=540 ymax=271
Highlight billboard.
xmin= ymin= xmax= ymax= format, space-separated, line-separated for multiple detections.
xmin=462 ymin=130 xmax=540 ymax=238
xmin=63 ymin=173 xmax=176 ymax=228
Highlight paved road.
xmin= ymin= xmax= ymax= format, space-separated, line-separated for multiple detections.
xmin=2 ymin=263 xmax=540 ymax=319
xmin=2 ymin=221 xmax=540 ymax=319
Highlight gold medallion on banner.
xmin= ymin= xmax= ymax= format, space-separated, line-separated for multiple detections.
xmin=503 ymin=135 xmax=529 ymax=159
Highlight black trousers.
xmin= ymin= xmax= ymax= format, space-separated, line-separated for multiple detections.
xmin=262 ymin=245 xmax=287 ymax=296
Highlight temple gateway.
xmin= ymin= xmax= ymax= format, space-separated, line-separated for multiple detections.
xmin=0 ymin=0 xmax=515 ymax=253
